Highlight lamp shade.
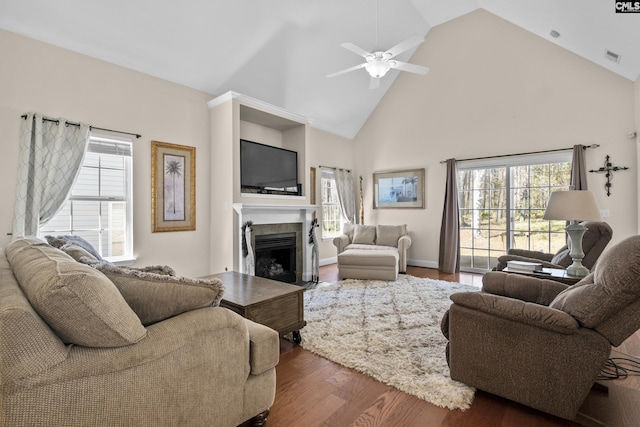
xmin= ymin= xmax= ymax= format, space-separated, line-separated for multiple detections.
xmin=543 ymin=190 xmax=602 ymax=221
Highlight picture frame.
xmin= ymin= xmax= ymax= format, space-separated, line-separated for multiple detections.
xmin=373 ymin=168 xmax=425 ymax=209
xmin=151 ymin=140 xmax=196 ymax=232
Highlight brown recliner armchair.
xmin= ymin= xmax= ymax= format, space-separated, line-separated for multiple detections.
xmin=493 ymin=221 xmax=612 ymax=271
xmin=442 ymin=235 xmax=640 ymax=420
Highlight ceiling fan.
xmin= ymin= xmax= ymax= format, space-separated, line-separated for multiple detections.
xmin=327 ymin=1 xmax=429 ymax=89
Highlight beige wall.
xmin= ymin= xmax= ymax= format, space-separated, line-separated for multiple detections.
xmin=2 ymin=8 xmax=637 ymax=275
xmin=355 ymin=10 xmax=638 ymax=267
xmin=0 ymin=29 xmax=214 ymax=276
xmin=307 ymin=127 xmax=356 ymax=264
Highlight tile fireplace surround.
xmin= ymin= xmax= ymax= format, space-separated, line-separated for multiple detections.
xmin=233 ymin=203 xmax=318 ymax=282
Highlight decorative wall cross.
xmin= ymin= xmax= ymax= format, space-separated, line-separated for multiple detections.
xmin=589 ymin=155 xmax=629 ymax=196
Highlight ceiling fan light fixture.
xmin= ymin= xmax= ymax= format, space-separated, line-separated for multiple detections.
xmin=366 ymin=60 xmax=391 ymax=78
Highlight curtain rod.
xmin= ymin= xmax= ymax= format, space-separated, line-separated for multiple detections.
xmin=21 ymin=114 xmax=141 ymax=139
xmin=439 ymin=144 xmax=599 ymax=164
xmin=319 ymin=165 xmax=352 ymax=173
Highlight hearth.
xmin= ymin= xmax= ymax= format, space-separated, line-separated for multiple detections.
xmin=254 ymin=232 xmax=297 ymax=283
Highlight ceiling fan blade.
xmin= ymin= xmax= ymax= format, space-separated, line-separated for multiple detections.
xmin=390 ymin=60 xmax=430 ymax=75
xmin=369 ymin=76 xmax=380 ymax=89
xmin=326 ymin=62 xmax=367 ymax=78
xmin=341 ymin=42 xmax=373 ymax=58
xmin=384 ymin=34 xmax=425 ymax=59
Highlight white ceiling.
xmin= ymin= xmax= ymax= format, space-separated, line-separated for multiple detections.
xmin=1 ymin=0 xmax=639 ymax=139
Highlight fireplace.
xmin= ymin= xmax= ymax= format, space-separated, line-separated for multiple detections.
xmin=254 ymin=232 xmax=297 ymax=283
xmin=233 ymin=203 xmax=318 ymax=281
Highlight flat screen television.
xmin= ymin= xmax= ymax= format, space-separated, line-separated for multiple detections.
xmin=240 ymin=139 xmax=299 ymax=194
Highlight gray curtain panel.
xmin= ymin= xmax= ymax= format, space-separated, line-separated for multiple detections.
xmin=12 ymin=113 xmax=90 ymax=238
xmin=570 ymin=144 xmax=588 ymax=190
xmin=333 ymin=168 xmax=357 ymax=224
xmin=439 ymin=159 xmax=460 ymax=273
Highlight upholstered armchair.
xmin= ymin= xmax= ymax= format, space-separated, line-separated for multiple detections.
xmin=442 ymin=235 xmax=640 ymax=420
xmin=493 ymin=221 xmax=612 ymax=271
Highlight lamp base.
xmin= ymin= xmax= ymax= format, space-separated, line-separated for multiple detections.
xmin=566 ymin=262 xmax=590 ymax=278
xmin=565 ymin=221 xmax=589 ymax=278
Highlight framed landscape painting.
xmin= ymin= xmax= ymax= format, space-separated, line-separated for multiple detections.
xmin=373 ymin=168 xmax=425 ymax=209
xmin=151 ymin=140 xmax=196 ymax=232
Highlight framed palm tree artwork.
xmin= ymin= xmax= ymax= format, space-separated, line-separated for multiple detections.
xmin=373 ymin=168 xmax=425 ymax=209
xmin=151 ymin=140 xmax=196 ymax=232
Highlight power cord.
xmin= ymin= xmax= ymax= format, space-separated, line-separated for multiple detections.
xmin=598 ymin=357 xmax=640 ymax=380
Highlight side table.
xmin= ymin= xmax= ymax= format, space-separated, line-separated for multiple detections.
xmin=203 ymin=271 xmax=306 ymax=343
xmin=501 ymin=267 xmax=583 ymax=285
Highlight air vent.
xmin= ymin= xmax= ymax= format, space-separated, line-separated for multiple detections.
xmin=605 ymin=49 xmax=621 ymax=63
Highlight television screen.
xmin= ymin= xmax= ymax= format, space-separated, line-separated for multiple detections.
xmin=240 ymin=139 xmax=298 ymax=193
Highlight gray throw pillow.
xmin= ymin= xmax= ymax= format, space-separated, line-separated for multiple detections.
xmin=376 ymin=225 xmax=406 ymax=247
xmin=6 ymin=238 xmax=146 ymax=347
xmin=45 ymin=235 xmax=113 ymax=265
xmin=93 ymin=263 xmax=225 ymax=326
xmin=352 ymin=225 xmax=376 ymax=245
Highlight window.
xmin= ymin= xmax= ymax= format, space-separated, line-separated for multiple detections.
xmin=458 ymin=153 xmax=571 ymax=272
xmin=321 ymin=169 xmax=344 ymax=238
xmin=39 ymin=133 xmax=133 ymax=261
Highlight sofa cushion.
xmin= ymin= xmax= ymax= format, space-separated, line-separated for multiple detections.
xmin=338 ymin=248 xmax=399 ymax=267
xmin=6 ymin=238 xmax=146 ymax=347
xmin=352 ymin=225 xmax=376 ymax=245
xmin=92 ymin=263 xmax=225 ymax=326
xmin=376 ymin=225 xmax=406 ymax=247
xmin=549 ymin=235 xmax=640 ymax=328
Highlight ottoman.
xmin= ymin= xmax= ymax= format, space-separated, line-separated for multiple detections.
xmin=337 ymin=248 xmax=399 ymax=281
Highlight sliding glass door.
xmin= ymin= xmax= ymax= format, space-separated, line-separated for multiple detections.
xmin=458 ymin=153 xmax=572 ymax=272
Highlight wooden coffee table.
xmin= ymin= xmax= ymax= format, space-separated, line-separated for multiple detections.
xmin=204 ymin=271 xmax=306 ymax=343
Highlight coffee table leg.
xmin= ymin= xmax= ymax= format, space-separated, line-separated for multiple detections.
xmin=292 ymin=330 xmax=302 ymax=344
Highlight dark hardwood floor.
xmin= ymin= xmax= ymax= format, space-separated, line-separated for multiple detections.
xmin=266 ymin=264 xmax=640 ymax=427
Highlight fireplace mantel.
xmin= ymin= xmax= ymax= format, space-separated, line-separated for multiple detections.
xmin=233 ymin=203 xmax=319 ymax=281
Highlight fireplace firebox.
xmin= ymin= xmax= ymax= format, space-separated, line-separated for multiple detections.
xmin=254 ymin=232 xmax=297 ymax=283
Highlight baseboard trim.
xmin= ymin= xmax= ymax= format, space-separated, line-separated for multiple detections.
xmin=407 ymin=259 xmax=439 ymax=269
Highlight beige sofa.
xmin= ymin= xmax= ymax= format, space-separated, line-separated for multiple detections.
xmin=333 ymin=224 xmax=411 ymax=280
xmin=0 ymin=238 xmax=279 ymax=427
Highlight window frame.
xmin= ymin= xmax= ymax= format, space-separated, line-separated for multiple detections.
xmin=457 ymin=151 xmax=572 ymax=273
xmin=320 ymin=169 xmax=345 ymax=239
xmin=38 ymin=132 xmax=134 ymax=262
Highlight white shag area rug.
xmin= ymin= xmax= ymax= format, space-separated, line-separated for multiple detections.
xmin=300 ymin=274 xmax=477 ymax=411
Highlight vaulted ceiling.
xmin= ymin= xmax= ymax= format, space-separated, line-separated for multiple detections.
xmin=1 ymin=0 xmax=638 ymax=139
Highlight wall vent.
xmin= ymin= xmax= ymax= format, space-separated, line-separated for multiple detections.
xmin=605 ymin=49 xmax=621 ymax=63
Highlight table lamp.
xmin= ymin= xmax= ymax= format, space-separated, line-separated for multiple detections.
xmin=543 ymin=190 xmax=602 ymax=277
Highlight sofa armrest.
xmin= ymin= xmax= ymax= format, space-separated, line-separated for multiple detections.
xmin=333 ymin=235 xmax=350 ymax=254
xmin=481 ymin=271 xmax=568 ymax=306
xmin=506 ymin=248 xmax=556 ymax=261
xmin=397 ymin=235 xmax=412 ymax=273
xmin=4 ymin=307 xmax=272 ymax=427
xmin=244 ymin=318 xmax=279 ymax=375
xmin=15 ymin=307 xmax=251 ymax=389
xmin=450 ymin=292 xmax=578 ymax=334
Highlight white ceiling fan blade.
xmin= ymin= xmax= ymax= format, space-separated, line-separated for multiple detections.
xmin=327 ymin=62 xmax=367 ymax=78
xmin=369 ymin=76 xmax=380 ymax=89
xmin=390 ymin=61 xmax=430 ymax=75
xmin=341 ymin=42 xmax=373 ymax=58
xmin=384 ymin=34 xmax=425 ymax=59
